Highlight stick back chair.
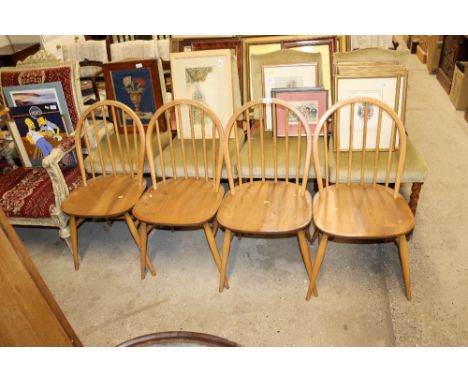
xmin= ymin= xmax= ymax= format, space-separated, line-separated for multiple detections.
xmin=61 ymin=100 xmax=154 ymax=276
xmin=307 ymin=97 xmax=415 ymax=301
xmin=217 ymin=98 xmax=317 ymax=297
xmin=132 ymin=99 xmax=227 ymax=283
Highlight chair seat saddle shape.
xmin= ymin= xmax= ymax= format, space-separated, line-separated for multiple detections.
xmin=62 ymin=175 xmax=146 ymax=218
xmin=217 ymin=181 xmax=312 ymax=234
xmin=313 ymin=183 xmax=414 ymax=238
xmin=133 ymin=178 xmax=224 ymax=226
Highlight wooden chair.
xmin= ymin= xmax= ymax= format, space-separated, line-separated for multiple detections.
xmin=217 ymin=98 xmax=317 ymax=297
xmin=132 ymin=99 xmax=226 ymax=282
xmin=306 ymin=97 xmax=415 ymax=301
xmin=61 ymin=100 xmax=154 ymax=276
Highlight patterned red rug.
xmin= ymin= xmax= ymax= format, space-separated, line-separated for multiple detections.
xmin=0 ymin=166 xmax=82 ymax=218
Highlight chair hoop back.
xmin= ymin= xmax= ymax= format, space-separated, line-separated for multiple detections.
xmin=74 ymin=100 xmax=145 ymax=185
xmin=223 ymin=98 xmax=312 ymax=197
xmin=145 ymin=99 xmax=224 ymax=191
xmin=312 ymin=96 xmax=407 ymax=199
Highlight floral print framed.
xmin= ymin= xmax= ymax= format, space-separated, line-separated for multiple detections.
xmin=102 ymin=59 xmax=164 ymax=132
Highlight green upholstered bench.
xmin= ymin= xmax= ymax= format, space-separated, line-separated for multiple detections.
xmin=237 ymin=127 xmax=325 ymax=180
xmin=155 ymin=127 xmax=245 ymax=180
xmin=327 ymin=136 xmax=428 ymax=216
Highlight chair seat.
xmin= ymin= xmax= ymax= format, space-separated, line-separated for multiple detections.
xmin=217 ymin=181 xmax=312 ymax=234
xmin=313 ymin=184 xmax=415 ymax=239
xmin=61 ymin=175 xmax=146 ymax=218
xmin=133 ymin=178 xmax=224 ymax=226
xmin=0 ymin=166 xmax=82 ymax=219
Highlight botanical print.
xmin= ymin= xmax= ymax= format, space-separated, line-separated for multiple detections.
xmin=185 ymin=67 xmax=213 ymax=124
xmin=357 ymin=103 xmax=375 ymax=121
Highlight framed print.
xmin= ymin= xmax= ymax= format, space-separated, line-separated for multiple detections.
xmin=242 ymin=35 xmax=346 ymax=102
xmin=335 ymin=75 xmax=406 ymax=151
xmin=0 ymin=64 xmax=81 ymax=128
xmin=3 ymin=82 xmax=73 ymax=134
xmin=170 ymin=49 xmax=240 ymax=138
xmin=102 ymin=59 xmax=164 ymax=132
xmin=262 ymin=63 xmax=319 ymax=130
xmin=271 ymin=87 xmax=328 ymax=137
xmin=8 ymin=103 xmax=76 ymax=167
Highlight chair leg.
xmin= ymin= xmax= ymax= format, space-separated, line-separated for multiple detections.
xmin=125 ymin=213 xmax=156 ymax=277
xmin=138 ymin=222 xmax=156 ymax=279
xmin=69 ymin=215 xmax=80 ymax=271
xmin=212 ymin=218 xmax=219 ymax=237
xmin=203 ymin=223 xmax=229 ymax=289
xmin=397 ymin=235 xmax=412 ymax=301
xmin=310 ymin=227 xmax=320 ymax=245
xmin=219 ymin=229 xmax=232 ymax=293
xmin=304 ymin=226 xmax=312 ymax=243
xmin=297 ymin=230 xmax=318 ymax=299
xmin=306 ymin=233 xmax=329 ymax=301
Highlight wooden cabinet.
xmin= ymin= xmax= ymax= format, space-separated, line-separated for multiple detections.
xmin=436 ymin=35 xmax=468 ymax=93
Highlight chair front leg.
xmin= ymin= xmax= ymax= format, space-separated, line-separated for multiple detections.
xmin=397 ymin=235 xmax=412 ymax=301
xmin=219 ymin=229 xmax=232 ymax=293
xmin=306 ymin=233 xmax=329 ymax=300
xmin=69 ymin=215 xmax=80 ymax=271
xmin=203 ymin=223 xmax=229 ymax=289
xmin=297 ymin=229 xmax=318 ymax=299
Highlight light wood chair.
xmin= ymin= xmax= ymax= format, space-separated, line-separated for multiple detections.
xmin=61 ymin=100 xmax=154 ymax=276
xmin=132 ymin=99 xmax=227 ymax=282
xmin=217 ymin=98 xmax=317 ymax=297
xmin=307 ymin=97 xmax=415 ymax=301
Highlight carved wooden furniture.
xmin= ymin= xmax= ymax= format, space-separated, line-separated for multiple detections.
xmin=449 ymin=61 xmax=468 ymax=110
xmin=61 ymin=100 xmax=153 ymax=274
xmin=436 ymin=35 xmax=468 ymax=94
xmin=0 ymin=136 xmax=82 ymax=251
xmin=217 ymin=98 xmax=317 ymax=298
xmin=307 ymin=97 xmax=415 ymax=301
xmin=0 ymin=208 xmax=82 ymax=346
xmin=132 ymin=99 xmax=227 ymax=281
xmin=426 ymin=36 xmax=444 ymax=74
xmin=416 ymin=35 xmax=429 ymax=64
xmin=0 ymin=43 xmax=40 ymax=67
xmin=118 ymin=331 xmax=237 ymax=347
xmin=61 ymin=40 xmax=109 ymax=103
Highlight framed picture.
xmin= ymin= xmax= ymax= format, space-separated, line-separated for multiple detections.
xmin=8 ymin=103 xmax=76 ymax=167
xmin=0 ymin=64 xmax=81 ymax=129
xmin=262 ymin=63 xmax=319 ymax=130
xmin=271 ymin=87 xmax=328 ymax=137
xmin=170 ymin=49 xmax=240 ymax=138
xmin=242 ymin=35 xmax=346 ymax=102
xmin=335 ymin=75 xmax=406 ymax=151
xmin=102 ymin=59 xmax=164 ymax=132
xmin=3 ymin=82 xmax=73 ymax=134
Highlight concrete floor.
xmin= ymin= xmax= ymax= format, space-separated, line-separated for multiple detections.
xmin=15 ymin=47 xmax=468 ymax=346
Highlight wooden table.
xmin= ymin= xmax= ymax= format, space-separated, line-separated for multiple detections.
xmin=0 ymin=43 xmax=40 ymax=67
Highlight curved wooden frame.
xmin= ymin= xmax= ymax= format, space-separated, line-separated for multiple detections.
xmin=312 ymin=96 xmax=407 ymax=199
xmin=308 ymin=96 xmax=413 ymax=301
xmin=145 ymin=98 xmax=225 ymax=191
xmin=218 ymin=98 xmax=316 ymax=297
xmin=223 ymin=98 xmax=313 ymax=197
xmin=118 ymin=330 xmax=237 ymax=347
